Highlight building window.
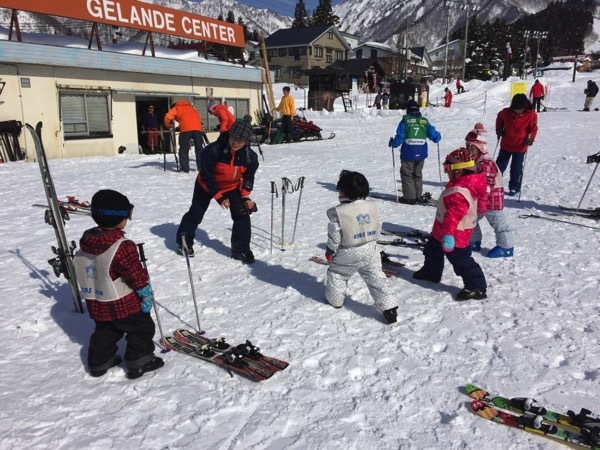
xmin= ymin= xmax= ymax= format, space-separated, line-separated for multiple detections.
xmin=356 ymin=49 xmax=363 ymax=59
xmin=328 ymin=31 xmax=333 ymax=39
xmin=326 ymin=55 xmax=332 ymax=63
xmin=370 ymin=49 xmax=377 ymax=58
xmin=315 ymin=47 xmax=323 ymax=58
xmin=61 ymin=92 xmax=111 ymax=138
xmin=279 ymin=48 xmax=287 ymax=57
xmin=335 ymin=50 xmax=344 ymax=61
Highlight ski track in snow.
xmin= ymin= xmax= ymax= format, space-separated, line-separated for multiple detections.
xmin=1 ymin=74 xmax=600 ymax=449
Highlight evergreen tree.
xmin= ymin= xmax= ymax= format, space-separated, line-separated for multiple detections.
xmin=311 ymin=0 xmax=339 ymax=26
xmin=292 ymin=0 xmax=310 ymax=28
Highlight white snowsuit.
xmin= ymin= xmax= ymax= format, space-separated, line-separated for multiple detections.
xmin=325 ymin=199 xmax=397 ymax=312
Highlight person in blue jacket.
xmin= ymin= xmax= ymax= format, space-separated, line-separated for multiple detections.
xmin=389 ymin=100 xmax=441 ymax=204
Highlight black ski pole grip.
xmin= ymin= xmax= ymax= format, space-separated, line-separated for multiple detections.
xmin=137 ymin=243 xmax=147 ymax=263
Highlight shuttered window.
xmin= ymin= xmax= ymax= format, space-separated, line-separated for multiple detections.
xmin=60 ymin=92 xmax=111 ymax=138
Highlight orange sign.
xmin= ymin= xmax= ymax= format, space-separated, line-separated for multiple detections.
xmin=0 ymin=0 xmax=246 ymax=48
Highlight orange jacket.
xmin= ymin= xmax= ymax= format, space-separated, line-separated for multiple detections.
xmin=213 ymin=104 xmax=235 ymax=132
xmin=164 ymin=100 xmax=203 ymax=132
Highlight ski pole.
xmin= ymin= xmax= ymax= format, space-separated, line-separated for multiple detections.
xmin=517 ymin=152 xmax=528 ymax=203
xmin=391 ymin=146 xmax=399 ymax=203
xmin=574 ymin=159 xmax=599 ymax=215
xmin=136 ymin=243 xmax=165 ymax=341
xmin=281 ymin=177 xmax=293 ymax=249
xmin=492 ymin=138 xmax=500 ymax=159
xmin=270 ymin=181 xmax=277 ymax=254
xmin=180 ymin=233 xmax=202 ymax=333
xmin=291 ymin=176 xmax=306 ymax=244
xmin=437 ymin=143 xmax=443 ymax=191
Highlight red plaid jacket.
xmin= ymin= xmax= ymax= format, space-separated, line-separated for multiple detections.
xmin=475 ymin=155 xmax=504 ymax=213
xmin=78 ymin=228 xmax=148 ymax=322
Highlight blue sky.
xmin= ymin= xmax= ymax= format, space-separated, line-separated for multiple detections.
xmin=234 ymin=0 xmax=342 ymax=17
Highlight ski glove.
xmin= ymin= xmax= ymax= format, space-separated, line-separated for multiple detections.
xmin=441 ymin=235 xmax=455 ymax=253
xmin=325 ymin=247 xmax=335 ymax=262
xmin=243 ymin=197 xmax=258 ymax=214
xmin=525 ymin=138 xmax=534 ymax=146
xmin=388 ymin=137 xmax=394 ymax=148
xmin=587 ymin=152 xmax=600 ymax=164
xmin=496 ymin=129 xmax=504 ymax=139
xmin=136 ymin=285 xmax=154 ymax=314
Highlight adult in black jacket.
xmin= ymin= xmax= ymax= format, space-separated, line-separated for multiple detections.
xmin=584 ymin=80 xmax=599 ymax=111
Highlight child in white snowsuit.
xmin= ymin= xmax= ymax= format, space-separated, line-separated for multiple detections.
xmin=466 ymin=123 xmax=515 ymax=258
xmin=324 ymin=170 xmax=399 ymax=324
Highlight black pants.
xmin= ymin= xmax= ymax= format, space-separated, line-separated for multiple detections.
xmin=419 ymin=238 xmax=487 ymax=291
xmin=282 ymin=115 xmax=293 ymax=143
xmin=88 ymin=311 xmax=156 ymax=370
xmin=176 ymin=183 xmax=251 ymax=252
xmin=532 ymin=97 xmax=542 ymax=112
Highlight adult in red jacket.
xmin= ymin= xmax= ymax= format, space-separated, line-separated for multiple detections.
xmin=164 ymin=100 xmax=204 ymax=173
xmin=495 ymin=93 xmax=538 ymax=196
xmin=529 ymin=79 xmax=545 ymax=113
xmin=176 ymin=119 xmax=259 ymax=263
xmin=208 ymin=102 xmax=235 ymax=133
xmin=444 ymin=88 xmax=453 ymax=108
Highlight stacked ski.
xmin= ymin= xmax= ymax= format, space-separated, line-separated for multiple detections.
xmin=160 ymin=330 xmax=289 ymax=381
xmin=466 ymin=384 xmax=600 ymax=449
xmin=32 ymin=196 xmax=92 ymax=216
xmin=558 ymin=206 xmax=600 ymax=220
xmin=26 ymin=122 xmax=84 ymax=314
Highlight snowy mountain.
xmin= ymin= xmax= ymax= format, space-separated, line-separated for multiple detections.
xmin=334 ymin=0 xmax=566 ymax=48
xmin=1 ymin=0 xmax=566 ymax=48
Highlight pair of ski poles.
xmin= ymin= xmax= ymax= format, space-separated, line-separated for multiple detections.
xmin=270 ymin=177 xmax=306 ymax=253
xmin=390 ymin=144 xmax=444 ymax=197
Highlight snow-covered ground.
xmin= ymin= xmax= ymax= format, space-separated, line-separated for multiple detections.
xmin=1 ymin=71 xmax=599 ymax=449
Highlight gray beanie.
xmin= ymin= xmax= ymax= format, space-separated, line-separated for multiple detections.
xmin=229 ymin=119 xmax=254 ymax=141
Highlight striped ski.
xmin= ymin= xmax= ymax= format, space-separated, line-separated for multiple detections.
xmin=470 ymin=400 xmax=599 ymax=449
xmin=172 ymin=329 xmax=288 ymax=373
xmin=160 ymin=335 xmax=273 ymax=381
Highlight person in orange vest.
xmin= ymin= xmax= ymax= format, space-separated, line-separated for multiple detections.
xmin=164 ymin=100 xmax=204 ymax=173
xmin=529 ymin=79 xmax=545 ymax=113
xmin=444 ymin=87 xmax=453 ymax=108
xmin=208 ymin=100 xmax=235 ymax=134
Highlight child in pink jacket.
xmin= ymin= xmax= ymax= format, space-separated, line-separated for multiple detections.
xmin=413 ymin=148 xmax=488 ymax=301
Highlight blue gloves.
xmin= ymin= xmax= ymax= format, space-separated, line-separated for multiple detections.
xmin=136 ymin=285 xmax=154 ymax=313
xmin=325 ymin=247 xmax=335 ymax=262
xmin=441 ymin=235 xmax=455 ymax=253
xmin=388 ymin=137 xmax=394 ymax=148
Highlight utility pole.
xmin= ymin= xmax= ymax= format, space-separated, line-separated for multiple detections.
xmin=443 ymin=2 xmax=451 ymax=84
xmin=532 ymin=31 xmax=548 ymax=77
xmin=522 ymin=30 xmax=531 ymax=79
xmin=444 ymin=0 xmax=478 ymax=82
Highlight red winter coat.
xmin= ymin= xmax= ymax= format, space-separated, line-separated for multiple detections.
xmin=431 ymin=173 xmax=487 ymax=248
xmin=213 ymin=104 xmax=235 ymax=132
xmin=444 ymin=90 xmax=453 ymax=108
xmin=78 ymin=228 xmax=148 ymax=322
xmin=529 ymin=82 xmax=545 ymax=99
xmin=164 ymin=100 xmax=203 ymax=132
xmin=495 ymin=106 xmax=538 ymax=153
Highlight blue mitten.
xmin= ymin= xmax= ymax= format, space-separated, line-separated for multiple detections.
xmin=136 ymin=285 xmax=154 ymax=313
xmin=441 ymin=235 xmax=455 ymax=253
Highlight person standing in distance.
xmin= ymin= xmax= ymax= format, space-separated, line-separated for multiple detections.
xmin=583 ymin=80 xmax=599 ymax=111
xmin=164 ymin=100 xmax=204 ymax=173
xmin=529 ymin=79 xmax=545 ymax=113
xmin=274 ymin=86 xmax=295 ymax=144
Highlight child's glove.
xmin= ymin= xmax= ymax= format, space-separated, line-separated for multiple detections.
xmin=325 ymin=247 xmax=335 ymax=262
xmin=136 ymin=285 xmax=154 ymax=314
xmin=496 ymin=129 xmax=503 ymax=139
xmin=388 ymin=137 xmax=394 ymax=148
xmin=441 ymin=235 xmax=455 ymax=253
xmin=525 ymin=138 xmax=534 ymax=146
